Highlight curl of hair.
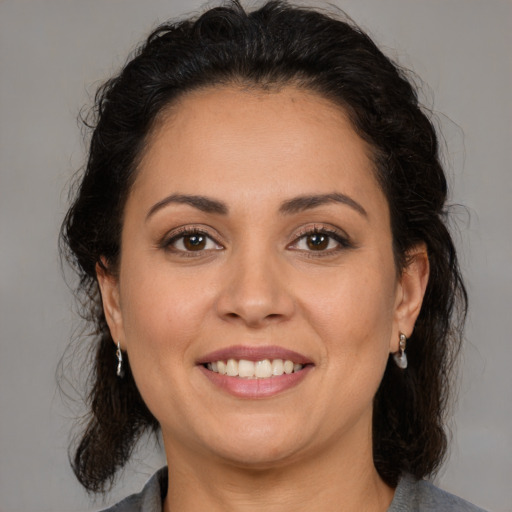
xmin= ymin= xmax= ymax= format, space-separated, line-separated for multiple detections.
xmin=60 ymin=0 xmax=467 ymax=493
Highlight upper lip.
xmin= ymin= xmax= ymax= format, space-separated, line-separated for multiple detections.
xmin=196 ymin=345 xmax=313 ymax=365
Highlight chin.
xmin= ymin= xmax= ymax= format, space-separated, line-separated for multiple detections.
xmin=215 ymin=440 xmax=306 ymax=470
xmin=197 ymin=415 xmax=312 ymax=468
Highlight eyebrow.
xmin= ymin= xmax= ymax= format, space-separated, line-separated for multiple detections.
xmin=146 ymin=194 xmax=228 ymax=220
xmin=279 ymin=193 xmax=367 ymax=217
xmin=146 ymin=191 xmax=367 ymax=220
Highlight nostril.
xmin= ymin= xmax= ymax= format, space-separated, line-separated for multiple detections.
xmin=215 ymin=275 xmax=295 ymax=327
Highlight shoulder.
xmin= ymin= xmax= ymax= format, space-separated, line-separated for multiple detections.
xmin=98 ymin=467 xmax=168 ymax=512
xmin=389 ymin=474 xmax=488 ymax=512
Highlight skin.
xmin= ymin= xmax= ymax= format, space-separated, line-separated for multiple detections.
xmin=98 ymin=86 xmax=429 ymax=512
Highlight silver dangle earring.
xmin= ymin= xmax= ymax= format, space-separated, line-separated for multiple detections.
xmin=116 ymin=341 xmax=124 ymax=378
xmin=393 ymin=333 xmax=408 ymax=369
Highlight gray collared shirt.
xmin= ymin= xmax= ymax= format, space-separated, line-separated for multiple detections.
xmin=99 ymin=467 xmax=487 ymax=511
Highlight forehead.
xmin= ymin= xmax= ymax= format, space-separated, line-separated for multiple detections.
xmin=132 ymin=85 xmax=387 ymax=216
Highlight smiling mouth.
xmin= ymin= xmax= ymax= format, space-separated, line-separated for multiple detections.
xmin=204 ymin=358 xmax=305 ymax=379
xmin=198 ymin=347 xmax=313 ymax=397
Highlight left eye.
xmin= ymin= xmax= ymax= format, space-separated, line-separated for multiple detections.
xmin=168 ymin=232 xmax=221 ymax=252
xmin=293 ymin=232 xmax=343 ymax=251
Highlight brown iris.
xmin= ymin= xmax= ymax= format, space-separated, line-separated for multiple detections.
xmin=306 ymin=233 xmax=329 ymax=250
xmin=183 ymin=234 xmax=207 ymax=251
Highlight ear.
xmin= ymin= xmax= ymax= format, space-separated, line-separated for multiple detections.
xmin=96 ymin=260 xmax=125 ymax=348
xmin=391 ymin=244 xmax=430 ymax=351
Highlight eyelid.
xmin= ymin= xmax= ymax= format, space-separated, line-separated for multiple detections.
xmin=288 ymin=224 xmax=353 ymax=252
xmin=159 ymin=225 xmax=225 ymax=252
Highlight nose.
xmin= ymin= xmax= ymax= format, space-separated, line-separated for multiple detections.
xmin=215 ymin=244 xmax=295 ymax=328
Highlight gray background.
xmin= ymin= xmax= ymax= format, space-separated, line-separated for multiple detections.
xmin=1 ymin=0 xmax=511 ymax=511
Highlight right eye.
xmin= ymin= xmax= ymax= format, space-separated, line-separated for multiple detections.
xmin=165 ymin=229 xmax=223 ymax=253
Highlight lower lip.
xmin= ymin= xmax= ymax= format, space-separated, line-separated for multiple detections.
xmin=198 ymin=365 xmax=313 ymax=399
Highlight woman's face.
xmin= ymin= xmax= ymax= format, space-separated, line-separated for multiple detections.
xmin=99 ymin=86 xmax=426 ymax=468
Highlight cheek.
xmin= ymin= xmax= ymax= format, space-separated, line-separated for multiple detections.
xmin=121 ymin=260 xmax=210 ymax=340
xmin=306 ymin=266 xmax=397 ymax=419
xmin=299 ymin=259 xmax=397 ymax=360
xmin=117 ymin=268 xmax=213 ymax=428
xmin=118 ymin=261 xmax=212 ymax=392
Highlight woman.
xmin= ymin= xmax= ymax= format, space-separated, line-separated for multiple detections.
xmin=60 ymin=1 xmax=485 ymax=510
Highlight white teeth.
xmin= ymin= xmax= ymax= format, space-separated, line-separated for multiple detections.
xmin=206 ymin=358 xmax=304 ymax=378
xmin=272 ymin=359 xmax=284 ymax=376
xmin=255 ymin=359 xmax=272 ymax=378
xmin=226 ymin=358 xmax=238 ymax=376
xmin=283 ymin=360 xmax=294 ymax=374
xmin=217 ymin=360 xmax=227 ymax=375
xmin=238 ymin=359 xmax=255 ymax=378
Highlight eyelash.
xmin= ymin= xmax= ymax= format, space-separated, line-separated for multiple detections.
xmin=161 ymin=226 xmax=223 ymax=257
xmin=289 ymin=226 xmax=353 ymax=256
xmin=160 ymin=225 xmax=352 ymax=257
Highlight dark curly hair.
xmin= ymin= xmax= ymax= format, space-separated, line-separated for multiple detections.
xmin=60 ymin=0 xmax=467 ymax=493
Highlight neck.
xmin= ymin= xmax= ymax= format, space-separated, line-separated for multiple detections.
xmin=162 ymin=423 xmax=394 ymax=512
